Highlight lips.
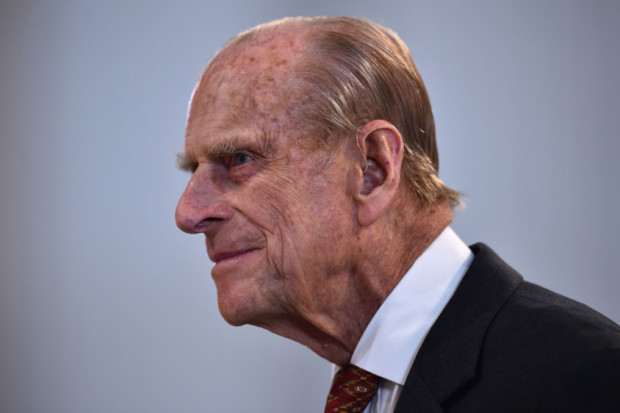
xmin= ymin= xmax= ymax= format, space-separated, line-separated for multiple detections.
xmin=210 ymin=248 xmax=260 ymax=264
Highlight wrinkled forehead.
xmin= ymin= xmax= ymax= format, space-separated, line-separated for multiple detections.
xmin=188 ymin=31 xmax=307 ymax=126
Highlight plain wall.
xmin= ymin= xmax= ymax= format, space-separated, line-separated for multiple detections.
xmin=1 ymin=1 xmax=619 ymax=412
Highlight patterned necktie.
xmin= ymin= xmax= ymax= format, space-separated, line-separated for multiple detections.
xmin=325 ymin=364 xmax=380 ymax=413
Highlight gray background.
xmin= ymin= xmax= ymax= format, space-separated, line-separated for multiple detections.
xmin=1 ymin=1 xmax=618 ymax=412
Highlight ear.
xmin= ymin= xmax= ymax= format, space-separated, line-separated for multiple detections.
xmin=354 ymin=120 xmax=404 ymax=226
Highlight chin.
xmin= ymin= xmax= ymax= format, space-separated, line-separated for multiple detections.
xmin=212 ymin=258 xmax=280 ymax=327
xmin=215 ymin=284 xmax=266 ymax=327
xmin=219 ymin=310 xmax=247 ymax=327
xmin=216 ymin=291 xmax=250 ymax=326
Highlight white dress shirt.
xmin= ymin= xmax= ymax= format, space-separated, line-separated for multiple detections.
xmin=330 ymin=227 xmax=473 ymax=413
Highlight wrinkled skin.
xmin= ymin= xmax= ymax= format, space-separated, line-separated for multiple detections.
xmin=175 ymin=28 xmax=452 ymax=364
xmin=176 ymin=31 xmax=372 ymax=360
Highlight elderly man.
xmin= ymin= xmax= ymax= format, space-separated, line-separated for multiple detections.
xmin=175 ymin=16 xmax=620 ymax=412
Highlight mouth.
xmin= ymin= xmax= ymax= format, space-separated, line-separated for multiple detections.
xmin=210 ymin=248 xmax=260 ymax=264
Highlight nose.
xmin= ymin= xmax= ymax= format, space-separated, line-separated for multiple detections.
xmin=175 ymin=165 xmax=234 ymax=234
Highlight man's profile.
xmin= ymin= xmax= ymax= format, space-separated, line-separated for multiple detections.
xmin=175 ymin=16 xmax=620 ymax=412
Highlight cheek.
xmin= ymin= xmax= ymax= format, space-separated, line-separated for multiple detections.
xmin=230 ymin=156 xmax=356 ymax=281
xmin=242 ymin=170 xmax=307 ymax=233
xmin=228 ymin=172 xmax=306 ymax=273
xmin=263 ymin=178 xmax=354 ymax=270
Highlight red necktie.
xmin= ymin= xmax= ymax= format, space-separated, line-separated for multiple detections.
xmin=325 ymin=364 xmax=380 ymax=412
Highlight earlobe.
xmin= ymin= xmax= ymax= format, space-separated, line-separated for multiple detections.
xmin=354 ymin=120 xmax=404 ymax=226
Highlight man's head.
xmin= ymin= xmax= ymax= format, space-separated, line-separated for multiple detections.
xmin=175 ymin=17 xmax=455 ymax=363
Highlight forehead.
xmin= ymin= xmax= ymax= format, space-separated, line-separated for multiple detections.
xmin=185 ymin=30 xmax=313 ymax=157
xmin=190 ymin=32 xmax=305 ymax=123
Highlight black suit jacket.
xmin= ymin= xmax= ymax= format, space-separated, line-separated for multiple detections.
xmin=394 ymin=244 xmax=620 ymax=412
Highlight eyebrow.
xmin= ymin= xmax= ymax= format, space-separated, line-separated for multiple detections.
xmin=176 ymin=152 xmax=197 ymax=173
xmin=176 ymin=133 xmax=278 ymax=173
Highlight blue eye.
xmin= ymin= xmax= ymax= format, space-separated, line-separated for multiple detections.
xmin=233 ymin=153 xmax=253 ymax=166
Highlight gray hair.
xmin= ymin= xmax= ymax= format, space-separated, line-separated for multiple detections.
xmin=224 ymin=16 xmax=460 ymax=207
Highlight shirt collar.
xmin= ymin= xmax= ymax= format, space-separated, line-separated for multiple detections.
xmin=347 ymin=227 xmax=473 ymax=385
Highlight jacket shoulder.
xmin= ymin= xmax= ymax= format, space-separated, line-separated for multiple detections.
xmin=447 ymin=250 xmax=620 ymax=412
xmin=404 ymin=243 xmax=620 ymax=412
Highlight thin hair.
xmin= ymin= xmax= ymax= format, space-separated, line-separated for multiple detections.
xmin=221 ymin=16 xmax=461 ymax=207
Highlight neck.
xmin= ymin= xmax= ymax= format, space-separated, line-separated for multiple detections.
xmin=257 ymin=201 xmax=453 ymax=366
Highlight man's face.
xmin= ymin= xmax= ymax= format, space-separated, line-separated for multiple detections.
xmin=175 ymin=34 xmax=359 ymax=327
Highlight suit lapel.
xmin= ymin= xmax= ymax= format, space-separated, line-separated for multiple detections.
xmin=395 ymin=244 xmax=523 ymax=412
